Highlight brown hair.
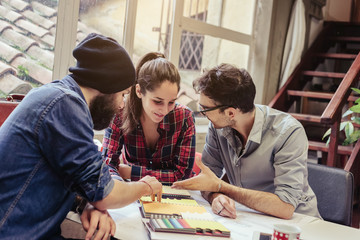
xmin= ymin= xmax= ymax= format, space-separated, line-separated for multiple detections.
xmin=121 ymin=52 xmax=181 ymax=134
xmin=193 ymin=63 xmax=255 ymax=113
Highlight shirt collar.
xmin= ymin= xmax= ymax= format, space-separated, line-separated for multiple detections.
xmin=57 ymin=75 xmax=86 ymax=102
xmin=247 ymin=105 xmax=263 ymax=144
xmin=158 ymin=112 xmax=171 ymax=131
xmin=219 ymin=105 xmax=263 ymax=145
xmin=136 ymin=109 xmax=173 ymax=132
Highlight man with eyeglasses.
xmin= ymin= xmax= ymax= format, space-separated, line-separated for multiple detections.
xmin=172 ymin=63 xmax=321 ymax=220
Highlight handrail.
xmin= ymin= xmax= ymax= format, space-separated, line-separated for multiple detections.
xmin=321 ymin=53 xmax=360 ymax=124
xmin=320 ymin=52 xmax=360 ymax=167
xmin=269 ymin=21 xmax=360 ymax=169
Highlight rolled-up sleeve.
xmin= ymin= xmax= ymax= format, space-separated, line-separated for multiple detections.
xmin=273 ymin=126 xmax=309 ymax=208
xmin=37 ymin=94 xmax=114 ymax=202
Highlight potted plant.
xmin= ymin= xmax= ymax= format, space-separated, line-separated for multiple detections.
xmin=323 ymin=87 xmax=360 ymax=145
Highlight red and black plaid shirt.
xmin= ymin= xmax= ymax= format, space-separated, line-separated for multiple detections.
xmin=102 ymin=104 xmax=195 ymax=185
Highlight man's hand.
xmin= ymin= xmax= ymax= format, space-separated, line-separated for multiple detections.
xmin=211 ymin=194 xmax=236 ymax=219
xmin=171 ymin=156 xmax=221 ymax=192
xmin=80 ymin=204 xmax=116 ymax=240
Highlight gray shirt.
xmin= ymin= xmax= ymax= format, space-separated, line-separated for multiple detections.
xmin=202 ymin=104 xmax=321 ymax=218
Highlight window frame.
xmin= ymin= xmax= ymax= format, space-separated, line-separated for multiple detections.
xmin=53 ymin=0 xmax=255 ymax=82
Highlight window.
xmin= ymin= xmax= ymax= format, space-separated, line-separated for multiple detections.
xmin=0 ymin=0 xmax=256 ymax=102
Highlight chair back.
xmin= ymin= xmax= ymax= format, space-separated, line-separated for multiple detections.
xmin=0 ymin=101 xmax=19 ymax=127
xmin=307 ymin=162 xmax=354 ymax=226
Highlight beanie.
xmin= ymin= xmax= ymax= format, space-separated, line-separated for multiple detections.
xmin=69 ymin=33 xmax=135 ymax=94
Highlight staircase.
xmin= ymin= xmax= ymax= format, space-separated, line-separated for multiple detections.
xmin=268 ymin=21 xmax=360 ymax=211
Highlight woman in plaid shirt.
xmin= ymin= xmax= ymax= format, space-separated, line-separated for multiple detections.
xmin=102 ymin=52 xmax=196 ymax=185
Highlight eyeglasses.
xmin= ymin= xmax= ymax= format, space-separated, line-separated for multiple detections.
xmin=198 ymin=104 xmax=231 ymax=116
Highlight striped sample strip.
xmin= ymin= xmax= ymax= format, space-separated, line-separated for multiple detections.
xmin=141 ymin=201 xmax=207 ymax=218
xmin=149 ymin=218 xmax=231 ymax=237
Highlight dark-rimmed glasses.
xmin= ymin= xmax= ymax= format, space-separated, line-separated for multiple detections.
xmin=198 ymin=104 xmax=231 ymax=116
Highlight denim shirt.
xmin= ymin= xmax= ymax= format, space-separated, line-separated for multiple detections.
xmin=0 ymin=76 xmax=114 ymax=239
xmin=202 ymin=104 xmax=321 ymax=218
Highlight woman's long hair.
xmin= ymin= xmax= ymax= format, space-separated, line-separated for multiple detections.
xmin=121 ymin=52 xmax=180 ymax=134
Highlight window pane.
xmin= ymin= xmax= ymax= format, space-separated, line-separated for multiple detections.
xmin=133 ymin=0 xmax=173 ymax=63
xmin=183 ymin=0 xmax=256 ymax=35
xmin=0 ymin=0 xmax=59 ymax=99
xmin=180 ymin=32 xmax=249 ymax=87
xmin=78 ymin=0 xmax=126 ymax=44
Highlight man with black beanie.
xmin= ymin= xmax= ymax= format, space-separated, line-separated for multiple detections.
xmin=0 ymin=33 xmax=162 ymax=240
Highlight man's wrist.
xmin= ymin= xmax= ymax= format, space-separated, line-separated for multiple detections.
xmin=216 ymin=180 xmax=222 ymax=192
xmin=201 ymin=191 xmax=220 ymax=204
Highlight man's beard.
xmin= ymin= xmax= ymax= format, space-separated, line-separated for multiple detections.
xmin=90 ymin=94 xmax=119 ymax=130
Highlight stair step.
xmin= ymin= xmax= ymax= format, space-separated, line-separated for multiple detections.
xmin=287 ymin=90 xmax=358 ymax=102
xmin=290 ymin=113 xmax=322 ymax=123
xmin=302 ymin=70 xmax=346 ymax=79
xmin=308 ymin=140 xmax=353 ymax=155
xmin=314 ymin=53 xmax=357 ymax=60
xmin=329 ymin=36 xmax=360 ymax=43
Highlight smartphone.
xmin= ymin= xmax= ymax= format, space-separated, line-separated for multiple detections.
xmin=259 ymin=233 xmax=272 ymax=240
xmin=253 ymin=231 xmax=272 ymax=240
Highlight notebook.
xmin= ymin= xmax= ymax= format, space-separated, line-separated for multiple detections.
xmin=140 ymin=196 xmax=199 ymax=206
xmin=162 ymin=186 xmax=192 ymax=199
xmin=140 ymin=201 xmax=207 ymax=218
xmin=146 ymin=218 xmax=231 ymax=238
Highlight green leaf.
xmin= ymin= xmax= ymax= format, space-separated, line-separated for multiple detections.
xmin=353 ymin=117 xmax=360 ymax=125
xmin=322 ymin=128 xmax=332 ymax=140
xmin=350 ymin=104 xmax=360 ymax=113
xmin=342 ymin=109 xmax=353 ymax=117
xmin=356 ymin=98 xmax=360 ymax=104
xmin=326 ymin=136 xmax=330 ymax=146
xmin=351 ymin=87 xmax=360 ymax=94
xmin=344 ymin=122 xmax=354 ymax=138
xmin=340 ymin=121 xmax=350 ymax=131
xmin=343 ymin=130 xmax=360 ymax=145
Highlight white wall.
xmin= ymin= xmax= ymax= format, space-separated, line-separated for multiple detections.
xmin=324 ymin=0 xmax=352 ymax=21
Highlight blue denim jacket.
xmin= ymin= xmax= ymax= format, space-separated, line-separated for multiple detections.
xmin=0 ymin=76 xmax=114 ymax=239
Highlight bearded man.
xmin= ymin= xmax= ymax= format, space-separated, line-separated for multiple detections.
xmin=0 ymin=33 xmax=162 ymax=239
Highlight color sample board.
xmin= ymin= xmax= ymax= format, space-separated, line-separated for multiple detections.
xmin=141 ymin=201 xmax=207 ymax=218
xmin=148 ymin=218 xmax=230 ymax=237
xmin=162 ymin=186 xmax=192 ymax=199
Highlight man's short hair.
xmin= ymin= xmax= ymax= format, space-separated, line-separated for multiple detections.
xmin=193 ymin=63 xmax=256 ymax=113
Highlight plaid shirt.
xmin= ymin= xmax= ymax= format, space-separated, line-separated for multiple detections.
xmin=102 ymin=104 xmax=195 ymax=185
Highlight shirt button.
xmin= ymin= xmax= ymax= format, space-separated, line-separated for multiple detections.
xmin=150 ymin=161 xmax=153 ymax=165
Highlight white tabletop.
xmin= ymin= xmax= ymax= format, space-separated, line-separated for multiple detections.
xmin=67 ymin=190 xmax=360 ymax=240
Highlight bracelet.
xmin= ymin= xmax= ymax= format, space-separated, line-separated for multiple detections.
xmin=139 ymin=180 xmax=153 ymax=195
xmin=217 ymin=182 xmax=222 ymax=192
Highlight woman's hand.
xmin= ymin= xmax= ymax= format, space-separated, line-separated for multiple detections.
xmin=117 ymin=163 xmax=131 ymax=180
